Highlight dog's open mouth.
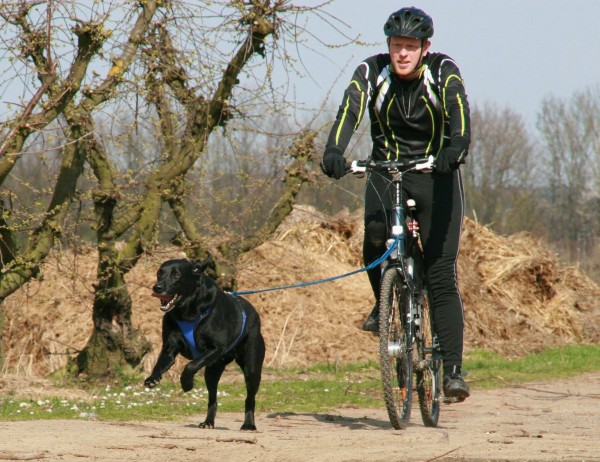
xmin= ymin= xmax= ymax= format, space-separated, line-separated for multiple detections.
xmin=151 ymin=293 xmax=181 ymax=313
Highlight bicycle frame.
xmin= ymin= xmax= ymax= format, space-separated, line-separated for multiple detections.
xmin=351 ymin=156 xmax=432 ymax=285
xmin=384 ymin=170 xmax=418 ymax=360
xmin=386 ymin=171 xmax=415 ymax=286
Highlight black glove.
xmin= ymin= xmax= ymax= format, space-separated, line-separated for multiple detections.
xmin=434 ymin=147 xmax=466 ymax=175
xmin=321 ymin=148 xmax=346 ymax=180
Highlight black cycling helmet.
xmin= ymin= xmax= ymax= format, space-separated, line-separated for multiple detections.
xmin=383 ymin=7 xmax=434 ymax=39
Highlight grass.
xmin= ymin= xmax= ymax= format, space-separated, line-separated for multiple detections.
xmin=1 ymin=344 xmax=599 ymax=422
xmin=464 ymin=344 xmax=600 ymax=388
xmin=0 ymin=362 xmax=383 ymax=422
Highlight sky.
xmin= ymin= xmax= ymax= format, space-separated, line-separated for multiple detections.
xmin=2 ymin=1 xmax=599 ymax=131
xmin=293 ymin=0 xmax=600 ymax=128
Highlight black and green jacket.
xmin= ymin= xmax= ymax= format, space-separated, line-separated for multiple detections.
xmin=325 ymin=52 xmax=470 ymax=161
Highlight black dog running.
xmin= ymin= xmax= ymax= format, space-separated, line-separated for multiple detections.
xmin=145 ymin=258 xmax=265 ymax=431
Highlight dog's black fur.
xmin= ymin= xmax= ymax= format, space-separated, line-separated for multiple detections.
xmin=144 ymin=258 xmax=265 ymax=431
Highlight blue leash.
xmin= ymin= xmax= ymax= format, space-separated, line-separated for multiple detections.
xmin=231 ymin=235 xmax=401 ymax=296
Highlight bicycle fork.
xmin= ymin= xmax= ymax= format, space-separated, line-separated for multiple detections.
xmin=385 ymin=269 xmax=416 ymax=359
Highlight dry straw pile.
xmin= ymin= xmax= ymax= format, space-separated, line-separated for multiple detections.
xmin=459 ymin=219 xmax=600 ymax=356
xmin=2 ymin=205 xmax=599 ymax=377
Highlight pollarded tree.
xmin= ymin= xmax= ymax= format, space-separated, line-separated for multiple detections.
xmin=0 ymin=0 xmax=163 ymax=370
xmin=0 ymin=1 xmax=345 ymax=376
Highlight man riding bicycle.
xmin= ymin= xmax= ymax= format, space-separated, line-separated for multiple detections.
xmin=321 ymin=6 xmax=470 ymax=403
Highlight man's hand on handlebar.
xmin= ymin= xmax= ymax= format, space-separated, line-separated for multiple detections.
xmin=433 ymin=147 xmax=466 ymax=175
xmin=320 ymin=149 xmax=347 ymax=179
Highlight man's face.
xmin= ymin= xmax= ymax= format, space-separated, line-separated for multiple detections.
xmin=388 ymin=36 xmax=430 ymax=79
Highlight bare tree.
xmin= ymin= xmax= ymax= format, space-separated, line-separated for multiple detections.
xmin=0 ymin=1 xmax=341 ymax=376
xmin=463 ymin=103 xmax=542 ymax=235
xmin=0 ymin=0 xmax=162 ymax=370
xmin=537 ymin=87 xmax=600 ymax=263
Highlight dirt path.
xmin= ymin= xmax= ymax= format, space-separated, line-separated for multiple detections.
xmin=1 ymin=373 xmax=599 ymax=462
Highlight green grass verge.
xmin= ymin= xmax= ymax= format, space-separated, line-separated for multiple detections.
xmin=465 ymin=344 xmax=600 ymax=388
xmin=1 ymin=345 xmax=599 ymax=421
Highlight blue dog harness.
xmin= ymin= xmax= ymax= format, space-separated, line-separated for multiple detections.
xmin=175 ymin=307 xmax=247 ymax=359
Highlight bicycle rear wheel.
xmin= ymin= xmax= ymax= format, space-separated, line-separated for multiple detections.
xmin=378 ymin=267 xmax=413 ymax=430
xmin=415 ymin=289 xmax=442 ymax=427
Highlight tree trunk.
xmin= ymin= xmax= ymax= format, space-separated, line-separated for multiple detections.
xmin=76 ymin=258 xmax=151 ymax=377
xmin=77 ymin=328 xmax=152 ymax=378
xmin=0 ymin=307 xmax=4 ymax=370
xmin=1 ymin=200 xmax=17 ymax=369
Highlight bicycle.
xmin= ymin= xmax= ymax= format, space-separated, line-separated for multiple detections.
xmin=350 ymin=156 xmax=442 ymax=430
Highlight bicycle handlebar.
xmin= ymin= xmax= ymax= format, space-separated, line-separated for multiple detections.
xmin=348 ymin=155 xmax=434 ymax=175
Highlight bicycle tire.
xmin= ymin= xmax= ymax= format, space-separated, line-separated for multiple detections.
xmin=378 ymin=267 xmax=413 ymax=430
xmin=415 ymin=289 xmax=442 ymax=427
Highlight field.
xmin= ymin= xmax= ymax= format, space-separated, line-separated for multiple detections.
xmin=2 ymin=206 xmax=600 ymax=461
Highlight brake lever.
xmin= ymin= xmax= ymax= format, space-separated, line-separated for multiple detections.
xmin=348 ymin=160 xmax=366 ymax=178
xmin=414 ymin=155 xmax=434 ymax=172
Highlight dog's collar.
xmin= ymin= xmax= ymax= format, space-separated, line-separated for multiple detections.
xmin=176 ymin=307 xmax=247 ymax=359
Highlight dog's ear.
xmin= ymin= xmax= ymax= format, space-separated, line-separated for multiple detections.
xmin=191 ymin=258 xmax=218 ymax=306
xmin=191 ymin=257 xmax=214 ymax=276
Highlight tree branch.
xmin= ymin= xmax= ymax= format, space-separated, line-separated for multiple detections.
xmin=0 ymin=129 xmax=86 ymax=301
xmin=220 ymin=128 xmax=317 ymax=260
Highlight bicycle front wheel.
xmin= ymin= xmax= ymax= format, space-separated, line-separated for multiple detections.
xmin=378 ymin=267 xmax=413 ymax=430
xmin=415 ymin=289 xmax=442 ymax=427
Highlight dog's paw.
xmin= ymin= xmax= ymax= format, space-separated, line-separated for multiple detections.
xmin=144 ymin=376 xmax=160 ymax=388
xmin=199 ymin=421 xmax=215 ymax=429
xmin=180 ymin=372 xmax=195 ymax=392
xmin=240 ymin=423 xmax=257 ymax=431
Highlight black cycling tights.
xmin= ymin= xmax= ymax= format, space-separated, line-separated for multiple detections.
xmin=363 ymin=169 xmax=465 ymax=372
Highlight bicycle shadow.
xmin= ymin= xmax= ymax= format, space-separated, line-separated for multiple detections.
xmin=266 ymin=411 xmax=392 ymax=430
